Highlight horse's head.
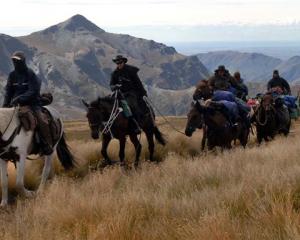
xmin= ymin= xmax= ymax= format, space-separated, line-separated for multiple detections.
xmin=82 ymin=98 xmax=110 ymax=140
xmin=185 ymin=100 xmax=204 ymax=137
xmin=193 ymin=79 xmax=213 ymax=101
xmin=261 ymin=93 xmax=274 ymax=112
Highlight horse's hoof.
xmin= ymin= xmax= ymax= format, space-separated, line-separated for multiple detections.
xmin=24 ymin=190 xmax=35 ymax=198
xmin=0 ymin=201 xmax=8 ymax=207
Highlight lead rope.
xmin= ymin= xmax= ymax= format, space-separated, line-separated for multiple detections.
xmin=143 ymin=96 xmax=186 ymax=136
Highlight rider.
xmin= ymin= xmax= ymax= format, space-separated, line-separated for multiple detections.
xmin=267 ymin=70 xmax=292 ymax=131
xmin=208 ymin=65 xmax=235 ymax=92
xmin=208 ymin=66 xmax=250 ymax=127
xmin=110 ymin=55 xmax=148 ymax=134
xmin=267 ymin=70 xmax=291 ymax=95
xmin=233 ymin=71 xmax=248 ymax=102
xmin=3 ymin=51 xmax=53 ymax=155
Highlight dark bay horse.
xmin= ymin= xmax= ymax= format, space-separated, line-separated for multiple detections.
xmin=82 ymin=95 xmax=166 ymax=169
xmin=185 ymin=100 xmax=249 ymax=150
xmin=252 ymin=93 xmax=290 ymax=144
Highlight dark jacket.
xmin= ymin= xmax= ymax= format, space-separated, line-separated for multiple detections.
xmin=208 ymin=70 xmax=235 ymax=91
xmin=234 ymin=79 xmax=248 ymax=101
xmin=267 ymin=77 xmax=291 ymax=95
xmin=110 ymin=64 xmax=147 ymax=97
xmin=3 ymin=67 xmax=41 ymax=107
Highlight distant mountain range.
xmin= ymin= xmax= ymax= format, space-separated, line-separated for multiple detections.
xmin=197 ymin=51 xmax=300 ymax=85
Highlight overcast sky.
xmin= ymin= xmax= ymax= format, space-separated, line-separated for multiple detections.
xmin=1 ymin=0 xmax=300 ymax=41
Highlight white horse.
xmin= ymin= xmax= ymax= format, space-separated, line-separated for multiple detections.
xmin=0 ymin=106 xmax=75 ymax=206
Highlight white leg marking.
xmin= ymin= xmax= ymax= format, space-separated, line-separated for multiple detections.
xmin=16 ymin=154 xmax=34 ymax=198
xmin=0 ymin=159 xmax=8 ymax=206
xmin=38 ymin=154 xmax=54 ymax=191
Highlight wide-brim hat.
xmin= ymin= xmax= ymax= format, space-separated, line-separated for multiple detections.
xmin=217 ymin=65 xmax=226 ymax=71
xmin=112 ymin=55 xmax=128 ymax=64
xmin=11 ymin=51 xmax=26 ymax=61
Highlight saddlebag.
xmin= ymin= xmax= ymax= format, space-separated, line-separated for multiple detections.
xmin=18 ymin=106 xmax=37 ymax=131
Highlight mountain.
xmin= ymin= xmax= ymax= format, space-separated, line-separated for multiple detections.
xmin=0 ymin=15 xmax=210 ymax=118
xmin=197 ymin=51 xmax=282 ymax=81
xmin=275 ymin=56 xmax=300 ymax=82
xmin=19 ymin=14 xmax=209 ymax=90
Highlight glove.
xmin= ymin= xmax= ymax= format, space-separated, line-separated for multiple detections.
xmin=111 ymin=84 xmax=122 ymax=91
xmin=11 ymin=97 xmax=20 ymax=106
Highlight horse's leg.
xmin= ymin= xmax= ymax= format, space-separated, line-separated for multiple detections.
xmin=257 ymin=130 xmax=263 ymax=144
xmin=0 ymin=159 xmax=8 ymax=206
xmin=16 ymin=153 xmax=34 ymax=198
xmin=145 ymin=130 xmax=154 ymax=162
xmin=38 ymin=153 xmax=54 ymax=192
xmin=119 ymin=136 xmax=126 ymax=169
xmin=129 ymin=134 xmax=142 ymax=169
xmin=100 ymin=135 xmax=112 ymax=167
xmin=201 ymin=126 xmax=207 ymax=151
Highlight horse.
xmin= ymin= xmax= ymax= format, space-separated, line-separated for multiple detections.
xmin=185 ymin=100 xmax=249 ymax=150
xmin=252 ymin=93 xmax=290 ymax=144
xmin=0 ymin=106 xmax=75 ymax=206
xmin=82 ymin=94 xmax=166 ymax=170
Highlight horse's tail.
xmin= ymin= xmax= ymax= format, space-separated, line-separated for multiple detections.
xmin=153 ymin=126 xmax=166 ymax=146
xmin=56 ymin=133 xmax=75 ymax=170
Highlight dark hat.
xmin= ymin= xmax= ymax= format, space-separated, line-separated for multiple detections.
xmin=11 ymin=51 xmax=26 ymax=61
xmin=234 ymin=71 xmax=241 ymax=78
xmin=217 ymin=65 xmax=226 ymax=71
xmin=112 ymin=55 xmax=128 ymax=64
xmin=273 ymin=70 xmax=279 ymax=75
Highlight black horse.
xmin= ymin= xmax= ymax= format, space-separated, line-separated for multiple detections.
xmin=82 ymin=95 xmax=166 ymax=169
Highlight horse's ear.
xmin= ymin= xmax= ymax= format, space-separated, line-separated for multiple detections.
xmin=81 ymin=99 xmax=89 ymax=109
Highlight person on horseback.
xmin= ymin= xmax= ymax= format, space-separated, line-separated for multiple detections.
xmin=208 ymin=65 xmax=236 ymax=92
xmin=267 ymin=70 xmax=291 ymax=134
xmin=267 ymin=70 xmax=291 ymax=95
xmin=207 ymin=66 xmax=250 ymax=127
xmin=110 ymin=55 xmax=148 ymax=135
xmin=2 ymin=51 xmax=53 ymax=155
xmin=233 ymin=71 xmax=248 ymax=102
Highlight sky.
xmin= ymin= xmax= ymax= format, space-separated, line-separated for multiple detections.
xmin=1 ymin=0 xmax=300 ymax=41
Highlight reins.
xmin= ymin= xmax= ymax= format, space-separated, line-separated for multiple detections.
xmin=91 ymin=90 xmax=123 ymax=138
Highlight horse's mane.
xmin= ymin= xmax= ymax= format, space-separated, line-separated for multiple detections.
xmin=0 ymin=108 xmax=17 ymax=133
xmin=90 ymin=96 xmax=114 ymax=108
xmin=195 ymin=79 xmax=209 ymax=90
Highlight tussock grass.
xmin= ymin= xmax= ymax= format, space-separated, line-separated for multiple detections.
xmin=1 ymin=118 xmax=300 ymax=239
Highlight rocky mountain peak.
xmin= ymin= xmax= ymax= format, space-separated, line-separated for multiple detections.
xmin=42 ymin=14 xmax=105 ymax=34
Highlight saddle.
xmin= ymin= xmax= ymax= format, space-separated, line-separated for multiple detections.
xmin=18 ymin=106 xmax=61 ymax=154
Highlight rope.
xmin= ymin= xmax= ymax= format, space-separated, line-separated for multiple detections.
xmin=256 ymin=107 xmax=268 ymax=126
xmin=99 ymin=91 xmax=122 ymax=138
xmin=143 ymin=96 xmax=186 ymax=136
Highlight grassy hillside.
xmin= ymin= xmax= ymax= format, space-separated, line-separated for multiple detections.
xmin=1 ymin=118 xmax=300 ymax=239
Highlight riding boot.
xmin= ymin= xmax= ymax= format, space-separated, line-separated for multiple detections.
xmin=35 ymin=110 xmax=53 ymax=155
xmin=128 ymin=117 xmax=141 ymax=134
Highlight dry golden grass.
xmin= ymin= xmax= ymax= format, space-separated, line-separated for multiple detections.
xmin=1 ymin=118 xmax=300 ymax=239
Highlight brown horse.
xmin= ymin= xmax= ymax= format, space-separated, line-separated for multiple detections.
xmin=193 ymin=79 xmax=213 ymax=101
xmin=82 ymin=96 xmax=166 ymax=169
xmin=185 ymin=100 xmax=249 ymax=150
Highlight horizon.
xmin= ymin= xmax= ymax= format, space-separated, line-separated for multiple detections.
xmin=1 ymin=0 xmax=300 ymax=41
